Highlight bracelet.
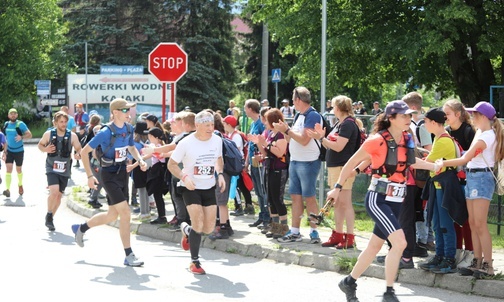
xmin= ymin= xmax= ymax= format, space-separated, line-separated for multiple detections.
xmin=334 ymin=183 xmax=343 ymax=190
xmin=87 ymin=175 xmax=93 ymax=179
xmin=218 ymin=172 xmax=224 ymax=177
xmin=285 ymin=128 xmax=290 ymax=135
xmin=182 ymin=174 xmax=188 ymax=181
xmin=354 ymin=167 xmax=361 ymax=174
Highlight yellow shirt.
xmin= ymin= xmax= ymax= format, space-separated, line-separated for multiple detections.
xmin=426 ymin=133 xmax=457 ymax=189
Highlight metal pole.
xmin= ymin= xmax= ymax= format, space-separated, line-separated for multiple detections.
xmin=261 ymin=23 xmax=269 ymax=102
xmin=162 ymin=82 xmax=166 ymax=122
xmin=318 ymin=0 xmax=327 ymax=208
xmin=275 ymin=82 xmax=278 ymax=108
xmin=85 ymin=42 xmax=88 ymax=113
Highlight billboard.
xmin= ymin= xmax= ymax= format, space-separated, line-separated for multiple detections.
xmin=67 ymin=74 xmax=172 ymax=122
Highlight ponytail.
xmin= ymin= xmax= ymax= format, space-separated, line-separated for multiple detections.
xmin=492 ymin=117 xmax=504 ymax=162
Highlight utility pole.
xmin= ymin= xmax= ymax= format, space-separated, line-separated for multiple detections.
xmin=261 ymin=23 xmax=269 ymax=102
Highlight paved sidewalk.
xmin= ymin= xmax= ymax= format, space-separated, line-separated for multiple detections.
xmin=66 ymin=189 xmax=504 ymax=300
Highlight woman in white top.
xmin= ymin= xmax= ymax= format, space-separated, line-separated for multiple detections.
xmin=439 ymin=101 xmax=504 ymax=278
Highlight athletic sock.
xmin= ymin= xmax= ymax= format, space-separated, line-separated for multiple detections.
xmin=189 ymin=229 xmax=202 ymax=260
xmin=291 ymin=227 xmax=300 ymax=234
xmin=124 ymin=248 xmax=133 ymax=257
xmin=272 ymin=216 xmax=280 ymax=223
xmin=386 ymin=286 xmax=394 ymax=293
xmin=6 ymin=173 xmax=11 ymax=189
xmin=80 ymin=223 xmax=90 ymax=233
xmin=17 ymin=172 xmax=23 ymax=186
xmin=280 ymin=219 xmax=288 ymax=225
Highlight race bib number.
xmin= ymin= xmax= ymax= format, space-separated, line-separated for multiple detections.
xmin=53 ymin=161 xmax=67 ymax=173
xmin=193 ymin=165 xmax=215 ymax=179
xmin=114 ymin=146 xmax=128 ymax=163
xmin=385 ymin=182 xmax=406 ymax=202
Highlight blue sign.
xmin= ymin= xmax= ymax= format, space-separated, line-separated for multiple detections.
xmin=34 ymin=80 xmax=51 ymax=95
xmin=100 ymin=65 xmax=144 ymax=75
xmin=271 ymin=68 xmax=281 ymax=83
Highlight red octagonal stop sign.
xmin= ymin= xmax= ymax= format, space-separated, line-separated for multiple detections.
xmin=148 ymin=43 xmax=188 ymax=82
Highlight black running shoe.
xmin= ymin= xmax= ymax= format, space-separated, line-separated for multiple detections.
xmin=338 ymin=278 xmax=359 ymax=302
xmin=382 ymin=289 xmax=400 ymax=302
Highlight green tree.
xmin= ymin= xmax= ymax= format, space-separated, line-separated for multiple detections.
xmin=0 ymin=0 xmax=68 ymax=111
xmin=247 ymin=1 xmax=504 ymax=107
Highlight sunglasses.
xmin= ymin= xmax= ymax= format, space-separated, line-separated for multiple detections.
xmin=118 ymin=108 xmax=130 ymax=113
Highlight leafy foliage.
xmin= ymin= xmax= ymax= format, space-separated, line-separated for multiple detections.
xmin=246 ymin=0 xmax=504 ymax=106
xmin=0 ymin=0 xmax=68 ymax=113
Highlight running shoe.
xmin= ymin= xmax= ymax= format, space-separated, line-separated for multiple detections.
xmin=71 ymin=224 xmax=85 ymax=247
xmin=180 ymin=222 xmax=191 ymax=251
xmin=124 ymin=253 xmax=144 ymax=267
xmin=189 ymin=261 xmax=205 ymax=275
xmin=3 ymin=189 xmax=10 ymax=197
xmin=338 ymin=278 xmax=359 ymax=302
xmin=419 ymin=255 xmax=443 ymax=271
xmin=431 ymin=257 xmax=457 ymax=274
xmin=309 ymin=229 xmax=321 ymax=244
xmin=382 ymin=289 xmax=400 ymax=302
xmin=277 ymin=230 xmax=302 ymax=243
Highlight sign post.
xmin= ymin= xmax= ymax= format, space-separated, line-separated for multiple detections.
xmin=148 ymin=43 xmax=188 ymax=121
xmin=271 ymin=68 xmax=281 ymax=108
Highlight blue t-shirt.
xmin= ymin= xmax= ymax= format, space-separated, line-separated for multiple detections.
xmin=88 ymin=123 xmax=134 ymax=172
xmin=4 ymin=120 xmax=29 ymax=152
xmin=248 ymin=118 xmax=265 ymax=164
xmin=67 ymin=116 xmax=76 ymax=131
xmin=0 ymin=132 xmax=6 ymax=149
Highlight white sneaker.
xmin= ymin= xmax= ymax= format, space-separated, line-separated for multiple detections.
xmin=124 ymin=253 xmax=144 ymax=267
xmin=457 ymin=250 xmax=474 ymax=268
xmin=455 ymin=249 xmax=465 ymax=265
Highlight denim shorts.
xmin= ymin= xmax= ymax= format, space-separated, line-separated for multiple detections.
xmin=465 ymin=171 xmax=495 ymax=201
xmin=288 ymin=160 xmax=321 ymax=197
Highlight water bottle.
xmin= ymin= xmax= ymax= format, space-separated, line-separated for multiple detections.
xmin=406 ymin=133 xmax=416 ymax=164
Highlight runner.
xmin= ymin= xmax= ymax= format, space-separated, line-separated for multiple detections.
xmin=38 ymin=111 xmax=82 ymax=231
xmin=168 ymin=110 xmax=225 ymax=274
xmin=2 ymin=108 xmax=32 ymax=197
xmin=328 ymin=100 xmax=437 ymax=301
xmin=72 ymin=98 xmax=147 ymax=267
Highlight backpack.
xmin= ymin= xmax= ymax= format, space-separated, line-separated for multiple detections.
xmin=414 ymin=120 xmax=435 ymax=147
xmin=230 ymin=130 xmax=248 ymax=160
xmin=94 ymin=122 xmax=133 ymax=167
xmin=293 ymin=108 xmax=331 ymax=161
xmin=439 ymin=133 xmax=465 ymax=178
xmin=346 ymin=117 xmax=368 ymax=152
xmin=222 ymin=136 xmax=245 ymax=176
xmin=48 ymin=128 xmax=72 ymax=158
xmin=2 ymin=121 xmax=23 ymax=136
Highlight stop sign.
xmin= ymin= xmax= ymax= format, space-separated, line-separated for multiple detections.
xmin=148 ymin=43 xmax=188 ymax=82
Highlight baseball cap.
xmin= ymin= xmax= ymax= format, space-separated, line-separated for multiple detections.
xmin=8 ymin=108 xmax=17 ymax=114
xmin=110 ymin=98 xmax=136 ymax=112
xmin=373 ymin=101 xmax=379 ymax=104
xmin=261 ymin=99 xmax=269 ymax=104
xmin=89 ymin=110 xmax=98 ymax=117
xmin=222 ymin=115 xmax=238 ymax=128
xmin=424 ymin=107 xmax=446 ymax=124
xmin=465 ymin=101 xmax=496 ymax=120
xmin=384 ymin=100 xmax=417 ymax=116
xmin=76 ymin=103 xmax=83 ymax=108
xmin=357 ymin=101 xmax=363 ymax=105
xmin=146 ymin=114 xmax=158 ymax=124
xmin=148 ymin=127 xmax=164 ymax=139
xmin=134 ymin=121 xmax=148 ymax=135
xmin=282 ymin=99 xmax=289 ymax=103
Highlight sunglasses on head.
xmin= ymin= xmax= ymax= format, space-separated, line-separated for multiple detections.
xmin=119 ymin=108 xmax=130 ymax=113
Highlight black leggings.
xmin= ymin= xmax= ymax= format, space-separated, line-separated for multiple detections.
xmin=236 ymin=175 xmax=252 ymax=206
xmin=153 ymin=191 xmax=166 ymax=218
xmin=266 ymin=169 xmax=288 ymax=216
